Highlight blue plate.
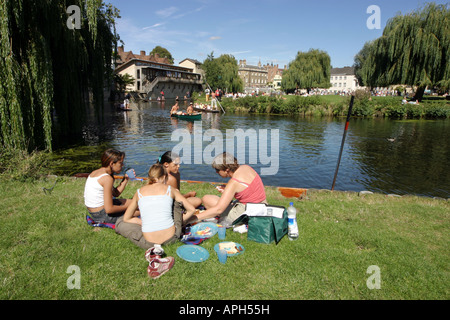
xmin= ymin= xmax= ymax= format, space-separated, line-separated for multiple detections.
xmin=176 ymin=245 xmax=210 ymax=263
xmin=214 ymin=242 xmax=245 ymax=257
xmin=190 ymin=222 xmax=218 ymax=239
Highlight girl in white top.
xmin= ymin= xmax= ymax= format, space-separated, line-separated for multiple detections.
xmin=123 ymin=164 xmax=196 ymax=245
xmin=84 ymin=149 xmax=134 ymax=223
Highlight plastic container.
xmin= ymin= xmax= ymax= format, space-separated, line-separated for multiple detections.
xmin=125 ymin=169 xmax=142 ymax=181
xmin=287 ymin=202 xmax=299 ymax=240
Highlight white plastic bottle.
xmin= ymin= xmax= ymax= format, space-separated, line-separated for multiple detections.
xmin=287 ymin=202 xmax=299 ymax=240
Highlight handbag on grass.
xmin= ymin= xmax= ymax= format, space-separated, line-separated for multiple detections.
xmin=232 ymin=203 xmax=288 ymax=244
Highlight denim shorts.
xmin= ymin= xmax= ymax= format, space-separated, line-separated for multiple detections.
xmin=88 ymin=199 xmax=125 ymax=224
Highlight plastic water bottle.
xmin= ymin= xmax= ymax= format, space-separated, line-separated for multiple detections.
xmin=287 ymin=202 xmax=299 ymax=240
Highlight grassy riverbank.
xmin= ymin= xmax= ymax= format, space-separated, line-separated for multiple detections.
xmin=195 ymin=94 xmax=450 ymax=119
xmin=1 ymin=176 xmax=448 ymax=300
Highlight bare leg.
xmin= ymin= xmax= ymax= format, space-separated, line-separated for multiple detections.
xmin=201 ymin=194 xmax=220 ymax=209
xmin=187 ymin=196 xmax=202 ymax=208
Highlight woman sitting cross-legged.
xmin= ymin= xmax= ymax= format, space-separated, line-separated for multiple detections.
xmin=121 ymin=164 xmax=197 ymax=279
xmin=122 ymin=164 xmax=196 ymax=245
xmin=84 ymin=148 xmax=133 ymax=224
xmin=190 ymin=152 xmax=267 ymax=226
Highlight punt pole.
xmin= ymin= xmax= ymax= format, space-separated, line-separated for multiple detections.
xmin=331 ymin=95 xmax=354 ymax=191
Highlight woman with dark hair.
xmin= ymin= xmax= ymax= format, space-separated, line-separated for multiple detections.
xmin=157 ymin=151 xmax=202 ymax=208
xmin=84 ymin=149 xmax=133 ymax=224
xmin=192 ymin=152 xmax=267 ymax=225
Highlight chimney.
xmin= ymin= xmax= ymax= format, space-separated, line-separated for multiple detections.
xmin=243 ymin=59 xmax=247 ymax=65
xmin=118 ymin=45 xmax=124 ymax=54
xmin=140 ymin=50 xmax=146 ymax=56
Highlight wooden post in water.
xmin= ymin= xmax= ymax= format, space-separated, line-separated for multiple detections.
xmin=331 ymin=95 xmax=354 ymax=191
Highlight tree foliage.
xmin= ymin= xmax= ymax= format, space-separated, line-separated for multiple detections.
xmin=114 ymin=73 xmax=135 ymax=93
xmin=203 ymin=52 xmax=243 ymax=93
xmin=354 ymin=3 xmax=450 ymax=98
xmin=0 ymin=0 xmax=119 ymax=152
xmin=149 ymin=46 xmax=174 ymax=64
xmin=281 ymin=49 xmax=331 ymax=93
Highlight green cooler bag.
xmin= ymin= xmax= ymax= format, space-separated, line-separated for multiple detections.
xmin=232 ymin=204 xmax=288 ymax=244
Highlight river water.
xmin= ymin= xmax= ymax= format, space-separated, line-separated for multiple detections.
xmin=52 ymin=100 xmax=450 ymax=198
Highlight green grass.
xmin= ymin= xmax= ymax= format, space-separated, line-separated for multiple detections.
xmin=0 ymin=177 xmax=448 ymax=300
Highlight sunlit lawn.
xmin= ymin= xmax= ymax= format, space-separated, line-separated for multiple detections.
xmin=0 ymin=177 xmax=448 ymax=300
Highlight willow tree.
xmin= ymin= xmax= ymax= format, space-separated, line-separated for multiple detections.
xmin=354 ymin=3 xmax=450 ymax=100
xmin=281 ymin=49 xmax=331 ymax=93
xmin=203 ymin=52 xmax=243 ymax=93
xmin=0 ymin=0 xmax=119 ymax=152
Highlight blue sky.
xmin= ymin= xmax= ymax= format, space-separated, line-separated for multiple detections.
xmin=108 ymin=0 xmax=448 ymax=68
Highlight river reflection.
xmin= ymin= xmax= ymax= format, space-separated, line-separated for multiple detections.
xmin=52 ymin=100 xmax=450 ymax=198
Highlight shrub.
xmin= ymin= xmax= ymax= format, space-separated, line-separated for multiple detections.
xmin=384 ymin=104 xmax=407 ymax=118
xmin=406 ymin=104 xmax=424 ymax=118
xmin=0 ymin=149 xmax=54 ymax=181
xmin=422 ymin=102 xmax=450 ymax=118
xmin=352 ymin=98 xmax=375 ymax=117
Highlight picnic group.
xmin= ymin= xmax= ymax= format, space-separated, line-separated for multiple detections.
xmin=84 ymin=149 xmax=267 ymax=279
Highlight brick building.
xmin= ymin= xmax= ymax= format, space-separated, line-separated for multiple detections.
xmin=115 ymin=45 xmax=170 ymax=67
xmin=238 ymin=60 xmax=268 ymax=90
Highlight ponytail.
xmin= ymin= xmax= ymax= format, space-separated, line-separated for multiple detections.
xmin=147 ymin=164 xmax=167 ymax=185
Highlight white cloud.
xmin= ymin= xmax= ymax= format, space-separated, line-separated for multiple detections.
xmin=209 ymin=36 xmax=222 ymax=40
xmin=230 ymin=50 xmax=252 ymax=55
xmin=142 ymin=23 xmax=164 ymax=30
xmin=116 ymin=18 xmax=183 ymax=49
xmin=156 ymin=6 xmax=178 ymax=18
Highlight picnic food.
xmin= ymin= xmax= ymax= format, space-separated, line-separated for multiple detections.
xmin=196 ymin=226 xmax=211 ymax=236
xmin=219 ymin=242 xmax=238 ymax=254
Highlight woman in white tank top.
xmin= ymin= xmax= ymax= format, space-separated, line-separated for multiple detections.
xmin=123 ymin=164 xmax=196 ymax=245
xmin=84 ymin=149 xmax=134 ymax=223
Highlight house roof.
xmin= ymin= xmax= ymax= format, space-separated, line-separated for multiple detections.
xmin=179 ymin=58 xmax=202 ymax=65
xmin=331 ymin=66 xmax=355 ymax=75
xmin=116 ymin=46 xmax=170 ymax=66
xmin=114 ymin=58 xmax=197 ymax=75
